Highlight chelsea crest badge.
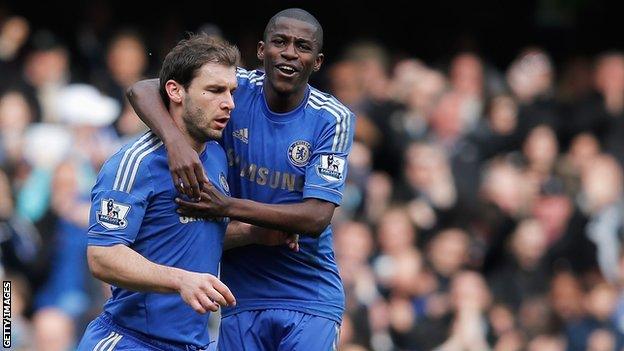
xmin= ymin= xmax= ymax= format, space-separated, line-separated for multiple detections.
xmin=288 ymin=140 xmax=311 ymax=167
xmin=219 ymin=172 xmax=230 ymax=196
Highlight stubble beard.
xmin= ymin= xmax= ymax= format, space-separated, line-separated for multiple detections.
xmin=182 ymin=99 xmax=222 ymax=142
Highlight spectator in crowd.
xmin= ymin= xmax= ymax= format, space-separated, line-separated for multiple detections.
xmin=91 ymin=30 xmax=149 ymax=137
xmin=471 ymin=93 xmax=520 ymax=159
xmin=427 ymin=89 xmax=483 ymax=205
xmin=558 ymin=133 xmax=601 ymax=195
xmin=478 ymin=159 xmax=529 ymax=273
xmin=0 ymin=90 xmax=33 ymax=171
xmin=433 ymin=271 xmax=493 ymax=351
xmin=427 ymin=228 xmax=471 ymax=292
xmin=567 ymin=282 xmax=623 ymax=350
xmin=21 ymin=30 xmax=71 ymax=123
xmin=0 ymin=15 xmax=29 ymax=86
xmin=335 ymin=221 xmax=377 ymax=349
xmin=488 ymin=219 xmax=551 ymax=310
xmin=570 ymin=52 xmax=624 ymax=161
xmin=449 ymin=52 xmax=485 ymax=132
xmin=581 ymin=154 xmax=624 ymax=283
xmin=401 ymin=142 xmax=460 ymax=241
xmin=507 ymin=48 xmax=561 ymax=143
xmin=549 ymin=271 xmax=585 ymax=325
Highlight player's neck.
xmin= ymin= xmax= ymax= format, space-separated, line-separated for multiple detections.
xmin=178 ymin=127 xmax=206 ymax=154
xmin=264 ymin=84 xmax=307 ymax=113
xmin=184 ymin=135 xmax=206 ymax=154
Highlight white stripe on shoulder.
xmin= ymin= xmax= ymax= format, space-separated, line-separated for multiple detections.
xmin=105 ymin=334 xmax=123 ymax=351
xmin=113 ymin=132 xmax=154 ymax=191
xmin=307 ymin=98 xmax=342 ymax=152
xmin=237 ymin=68 xmax=262 ymax=81
xmin=93 ymin=331 xmax=116 ymax=351
xmin=249 ymin=77 xmax=265 ymax=85
xmin=310 ymin=90 xmax=350 ymax=116
xmin=123 ymin=140 xmax=164 ymax=193
xmin=114 ymin=133 xmax=160 ymax=192
xmin=236 ymin=67 xmax=251 ymax=77
xmin=308 ymin=92 xmax=351 ymax=152
xmin=310 ymin=90 xmax=352 ymax=151
xmin=98 ymin=332 xmax=118 ymax=351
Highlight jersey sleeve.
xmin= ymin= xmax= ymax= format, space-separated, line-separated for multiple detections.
xmin=87 ymin=158 xmax=154 ymax=247
xmin=303 ymin=111 xmax=356 ymax=205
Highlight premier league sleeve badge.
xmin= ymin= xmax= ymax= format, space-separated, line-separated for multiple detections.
xmin=96 ymin=199 xmax=131 ymax=230
xmin=316 ymin=154 xmax=345 ymax=182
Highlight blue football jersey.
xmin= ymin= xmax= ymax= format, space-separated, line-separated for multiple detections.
xmin=87 ymin=131 xmax=230 ymax=347
xmin=219 ymin=68 xmax=355 ymax=323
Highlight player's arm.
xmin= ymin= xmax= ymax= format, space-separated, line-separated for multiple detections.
xmin=224 ymin=220 xmax=299 ymax=251
xmin=226 ymin=198 xmax=334 ymax=237
xmin=126 ymin=79 xmax=207 ymax=199
xmin=177 ymin=190 xmax=335 ymax=237
xmin=177 ymin=109 xmax=355 ymax=238
xmin=88 ymin=159 xmax=234 ymax=314
xmin=87 ymin=244 xmax=235 ymax=313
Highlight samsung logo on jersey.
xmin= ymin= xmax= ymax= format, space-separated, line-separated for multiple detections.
xmin=227 ymin=149 xmax=305 ymax=192
xmin=179 ymin=216 xmax=229 ymax=224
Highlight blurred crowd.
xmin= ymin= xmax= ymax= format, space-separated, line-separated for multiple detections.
xmin=2 ymin=9 xmax=624 ymax=351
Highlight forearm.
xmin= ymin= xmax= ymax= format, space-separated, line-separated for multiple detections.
xmin=126 ymin=79 xmax=182 ymax=144
xmin=87 ymin=245 xmax=182 ymax=293
xmin=226 ymin=198 xmax=331 ymax=236
xmin=223 ymin=221 xmax=256 ymax=250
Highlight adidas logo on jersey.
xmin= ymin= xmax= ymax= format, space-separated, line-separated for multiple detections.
xmin=232 ymin=128 xmax=249 ymax=144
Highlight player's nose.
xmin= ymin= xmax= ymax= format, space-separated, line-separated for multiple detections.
xmin=221 ymin=92 xmax=235 ymax=111
xmin=281 ymin=42 xmax=298 ymax=59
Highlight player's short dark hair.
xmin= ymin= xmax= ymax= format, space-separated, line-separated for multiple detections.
xmin=264 ymin=8 xmax=323 ymax=52
xmin=159 ymin=33 xmax=240 ymax=107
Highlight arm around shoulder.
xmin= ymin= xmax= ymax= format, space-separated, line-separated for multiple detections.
xmin=224 ymin=197 xmax=336 ymax=237
xmin=126 ymin=78 xmax=208 ymax=197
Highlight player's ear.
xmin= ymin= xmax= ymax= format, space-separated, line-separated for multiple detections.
xmin=165 ymin=80 xmax=184 ymax=104
xmin=313 ymin=53 xmax=324 ymax=72
xmin=257 ymin=41 xmax=265 ymax=61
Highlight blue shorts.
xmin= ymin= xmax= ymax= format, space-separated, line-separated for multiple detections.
xmin=218 ymin=309 xmax=340 ymax=351
xmin=77 ymin=313 xmax=215 ymax=351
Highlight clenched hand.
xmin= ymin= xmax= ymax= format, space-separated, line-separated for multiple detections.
xmin=175 ymin=180 xmax=230 ymax=218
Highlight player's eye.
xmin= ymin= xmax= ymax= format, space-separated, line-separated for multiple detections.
xmin=272 ymin=38 xmax=285 ymax=46
xmin=298 ymin=43 xmax=312 ymax=51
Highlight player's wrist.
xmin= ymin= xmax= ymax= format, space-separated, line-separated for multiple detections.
xmin=167 ymin=267 xmax=185 ymax=293
xmin=222 ymin=196 xmax=237 ymax=218
xmin=162 ymin=127 xmax=187 ymax=148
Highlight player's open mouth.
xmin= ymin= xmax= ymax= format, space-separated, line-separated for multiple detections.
xmin=213 ymin=117 xmax=229 ymax=130
xmin=275 ymin=64 xmax=298 ymax=78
